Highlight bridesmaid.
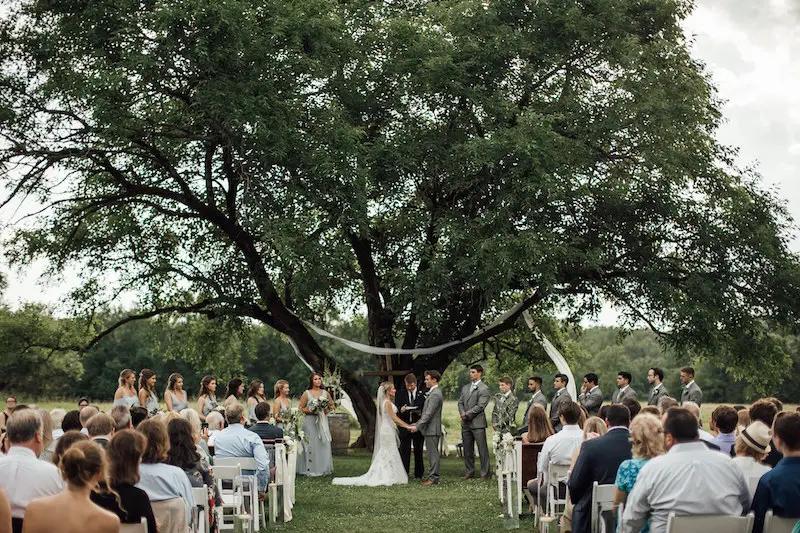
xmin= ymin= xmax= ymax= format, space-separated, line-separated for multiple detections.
xmin=196 ymin=376 xmax=218 ymax=422
xmin=138 ymin=369 xmax=159 ymax=416
xmin=113 ymin=369 xmax=139 ymax=409
xmin=245 ymin=380 xmax=267 ymax=424
xmin=298 ymin=372 xmax=334 ymax=476
xmin=273 ymin=380 xmax=290 ymax=428
xmin=224 ymin=378 xmax=244 ymax=406
xmin=164 ymin=373 xmax=188 ymax=413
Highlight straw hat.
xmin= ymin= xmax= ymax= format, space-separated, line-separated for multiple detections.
xmin=740 ymin=421 xmax=772 ymax=454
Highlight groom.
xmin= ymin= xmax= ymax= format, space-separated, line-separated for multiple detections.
xmin=412 ymin=370 xmax=443 ymax=486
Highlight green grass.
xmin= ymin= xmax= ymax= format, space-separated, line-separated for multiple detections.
xmin=271 ymin=450 xmax=506 ymax=533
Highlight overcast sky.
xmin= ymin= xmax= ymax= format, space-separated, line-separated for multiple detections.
xmin=2 ymin=0 xmax=799 ymax=328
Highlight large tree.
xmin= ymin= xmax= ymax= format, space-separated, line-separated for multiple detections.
xmin=2 ymin=0 xmax=799 ymax=443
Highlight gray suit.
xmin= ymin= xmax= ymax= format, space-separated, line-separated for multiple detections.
xmin=458 ymin=381 xmax=491 ymax=478
xmin=680 ymin=381 xmax=702 ymax=407
xmin=611 ymin=386 xmax=637 ymax=404
xmin=519 ymin=391 xmax=547 ymax=434
xmin=416 ymin=385 xmax=444 ymax=483
xmin=647 ymin=384 xmax=669 ymax=406
xmin=549 ymin=388 xmax=572 ymax=431
xmin=578 ymin=387 xmax=603 ymax=416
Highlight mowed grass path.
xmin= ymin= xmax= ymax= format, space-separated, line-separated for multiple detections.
xmin=272 ymin=450 xmax=504 ymax=533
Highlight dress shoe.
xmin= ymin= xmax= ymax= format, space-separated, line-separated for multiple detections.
xmin=420 ymin=480 xmax=438 ymax=486
xmin=462 ymin=474 xmax=474 ymax=479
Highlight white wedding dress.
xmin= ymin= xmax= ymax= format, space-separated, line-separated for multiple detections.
xmin=332 ymin=388 xmax=408 ymax=487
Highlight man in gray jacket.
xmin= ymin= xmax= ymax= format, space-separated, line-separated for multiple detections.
xmin=647 ymin=367 xmax=669 ymax=406
xmin=458 ymin=364 xmax=491 ymax=479
xmin=414 ymin=370 xmax=444 ymax=485
xmin=679 ymin=367 xmax=703 ymax=407
xmin=550 ymin=374 xmax=572 ymax=432
xmin=578 ymin=373 xmax=603 ymax=416
xmin=611 ymin=371 xmax=637 ymax=404
xmin=519 ymin=376 xmax=547 ymax=434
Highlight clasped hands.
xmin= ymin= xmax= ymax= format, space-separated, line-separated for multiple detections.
xmin=408 ymin=424 xmax=418 ymax=433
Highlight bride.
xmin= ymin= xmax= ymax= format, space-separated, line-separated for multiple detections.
xmin=332 ymin=381 xmax=414 ymax=486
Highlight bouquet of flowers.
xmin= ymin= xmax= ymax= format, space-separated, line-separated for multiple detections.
xmin=281 ymin=407 xmax=307 ymax=454
xmin=307 ymin=395 xmax=331 ymax=415
xmin=492 ymin=431 xmax=516 ymax=473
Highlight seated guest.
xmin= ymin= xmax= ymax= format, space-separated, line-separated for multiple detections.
xmin=559 ymin=417 xmax=607 ymax=530
xmin=656 ymin=396 xmax=678 ymax=414
xmin=49 ymin=409 xmax=66 ymax=440
xmin=91 ymin=430 xmax=157 ymax=533
xmin=737 ymin=409 xmax=751 ymax=434
xmin=622 ymin=398 xmax=641 ymax=419
xmin=205 ymin=411 xmax=225 ymax=447
xmin=527 ymin=402 xmax=584 ymax=509
xmin=750 ymin=399 xmax=782 ymax=467
xmin=21 ymin=440 xmax=119 ymax=533
xmin=52 ymin=431 xmax=89 ymax=467
xmin=60 ymin=410 xmax=82 ymax=433
xmin=522 ymin=404 xmax=554 ymax=444
xmin=78 ymin=406 xmax=99 ymax=435
xmin=213 ymin=402 xmax=270 ymax=493
xmin=620 ymin=408 xmax=750 ymax=533
xmin=179 ymin=408 xmax=210 ymax=459
xmin=166 ymin=418 xmax=216 ymax=492
xmin=732 ymin=421 xmax=772 ymax=498
xmin=110 ymin=406 xmax=133 ymax=432
xmin=135 ymin=419 xmax=195 ymax=528
xmin=130 ymin=406 xmax=148 ymax=429
xmin=710 ymin=405 xmax=738 ymax=454
xmin=249 ymin=403 xmax=283 ymax=440
xmin=639 ymin=406 xmax=661 ymax=417
xmin=751 ymin=411 xmax=800 ymax=533
xmin=682 ymin=402 xmax=716 ymax=446
xmin=34 ymin=409 xmax=54 ymax=463
xmin=86 ymin=413 xmax=115 ymax=448
xmin=570 ymin=404 xmax=632 ymax=533
xmin=613 ymin=414 xmax=665 ymax=531
xmin=0 ymin=409 xmax=64 ymax=533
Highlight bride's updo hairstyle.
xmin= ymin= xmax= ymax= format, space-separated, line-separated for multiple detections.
xmin=379 ymin=382 xmax=393 ymax=395
xmin=59 ymin=439 xmax=106 ymax=488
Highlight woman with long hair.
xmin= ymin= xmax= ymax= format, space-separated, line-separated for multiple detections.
xmin=113 ymin=369 xmax=138 ymax=409
xmin=166 ymin=418 xmax=221 ymax=518
xmin=90 ymin=430 xmax=157 ymax=533
xmin=224 ymin=378 xmax=244 ymax=405
xmin=135 ymin=419 xmax=195 ymax=531
xmin=273 ymin=380 xmax=290 ymax=428
xmin=52 ymin=431 xmax=89 ymax=467
xmin=21 ymin=440 xmax=120 ymax=533
xmin=165 ymin=373 xmax=188 ymax=413
xmin=613 ymin=414 xmax=666 ymax=530
xmin=196 ymin=376 xmax=218 ymax=421
xmin=298 ymin=372 xmax=334 ymax=476
xmin=245 ymin=380 xmax=267 ymax=424
xmin=138 ymin=369 xmax=159 ymax=416
xmin=522 ymin=404 xmax=554 ymax=444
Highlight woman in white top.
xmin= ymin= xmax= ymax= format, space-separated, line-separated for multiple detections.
xmin=165 ymin=373 xmax=188 ymax=413
xmin=113 ymin=369 xmax=139 ymax=409
xmin=22 ymin=440 xmax=120 ymax=533
xmin=732 ymin=420 xmax=772 ymax=497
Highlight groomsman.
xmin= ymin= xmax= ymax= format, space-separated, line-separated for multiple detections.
xmin=578 ymin=373 xmax=603 ymax=416
xmin=519 ymin=376 xmax=547 ymax=434
xmin=492 ymin=376 xmax=519 ymax=434
xmin=550 ymin=374 xmax=572 ymax=432
xmin=647 ymin=367 xmax=669 ymax=406
xmin=611 ymin=371 xmax=637 ymax=403
xmin=680 ymin=367 xmax=703 ymax=406
xmin=397 ymin=373 xmax=426 ymax=479
xmin=458 ymin=364 xmax=491 ymax=479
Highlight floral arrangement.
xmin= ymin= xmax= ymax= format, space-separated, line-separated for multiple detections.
xmin=307 ymin=395 xmax=331 ymax=415
xmin=492 ymin=431 xmax=516 ymax=473
xmin=322 ymin=361 xmax=344 ymax=411
xmin=280 ymin=407 xmax=306 ymax=453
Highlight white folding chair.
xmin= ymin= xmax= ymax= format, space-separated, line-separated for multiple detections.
xmin=213 ymin=457 xmax=262 ymax=530
xmin=120 ymin=517 xmax=148 ymax=533
xmin=192 ymin=485 xmax=210 ymax=533
xmin=545 ymin=462 xmax=571 ymax=524
xmin=591 ymin=482 xmax=616 ymax=533
xmin=764 ymin=510 xmax=800 ymax=533
xmin=213 ymin=464 xmax=241 ymax=531
xmin=665 ymin=512 xmax=755 ymax=533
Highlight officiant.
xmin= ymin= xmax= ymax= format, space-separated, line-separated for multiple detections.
xmin=397 ymin=373 xmax=426 ymax=479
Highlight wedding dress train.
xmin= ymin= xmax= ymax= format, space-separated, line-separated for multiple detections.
xmin=332 ymin=389 xmax=408 ymax=487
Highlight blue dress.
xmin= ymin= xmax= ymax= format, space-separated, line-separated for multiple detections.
xmin=616 ymin=458 xmax=650 ymax=533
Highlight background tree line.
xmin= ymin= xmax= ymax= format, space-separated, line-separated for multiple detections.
xmin=0 ymin=304 xmax=795 ymax=404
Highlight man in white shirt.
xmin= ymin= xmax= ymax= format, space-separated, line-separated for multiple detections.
xmin=213 ymin=402 xmax=270 ymax=493
xmin=683 ymin=402 xmax=716 ymax=445
xmin=527 ymin=401 xmax=583 ymax=506
xmin=0 ymin=408 xmax=64 ymax=532
xmin=621 ymin=407 xmax=750 ymax=533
